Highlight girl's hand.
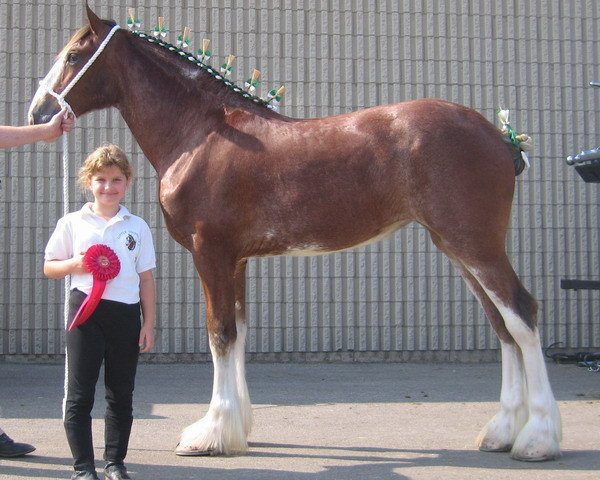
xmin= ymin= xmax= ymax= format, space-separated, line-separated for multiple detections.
xmin=43 ymin=251 xmax=89 ymax=279
xmin=138 ymin=323 xmax=155 ymax=353
xmin=70 ymin=252 xmax=88 ymax=275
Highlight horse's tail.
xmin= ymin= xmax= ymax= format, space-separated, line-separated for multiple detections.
xmin=497 ymin=109 xmax=533 ymax=176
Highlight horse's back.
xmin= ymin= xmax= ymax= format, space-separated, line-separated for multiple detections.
xmin=278 ymin=98 xmax=515 ymax=184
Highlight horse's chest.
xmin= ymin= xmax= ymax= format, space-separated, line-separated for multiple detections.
xmin=158 ymin=176 xmax=205 ymax=239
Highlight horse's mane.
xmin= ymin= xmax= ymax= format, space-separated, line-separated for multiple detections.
xmin=130 ymin=31 xmax=271 ymax=110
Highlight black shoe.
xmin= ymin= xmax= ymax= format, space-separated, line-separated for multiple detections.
xmin=104 ymin=463 xmax=131 ymax=480
xmin=0 ymin=432 xmax=36 ymax=457
xmin=71 ymin=470 xmax=100 ymax=480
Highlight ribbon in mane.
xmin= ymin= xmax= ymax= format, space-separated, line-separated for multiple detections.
xmin=68 ymin=244 xmax=121 ymax=331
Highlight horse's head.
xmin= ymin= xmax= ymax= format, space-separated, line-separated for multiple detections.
xmin=29 ymin=5 xmax=120 ymax=125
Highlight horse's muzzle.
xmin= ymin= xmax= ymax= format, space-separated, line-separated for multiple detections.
xmin=28 ymin=101 xmax=58 ymax=125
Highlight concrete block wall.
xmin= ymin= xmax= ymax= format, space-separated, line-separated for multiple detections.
xmin=1 ymin=0 xmax=598 ymax=359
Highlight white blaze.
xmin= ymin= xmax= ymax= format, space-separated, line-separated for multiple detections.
xmin=28 ymin=57 xmax=65 ymax=121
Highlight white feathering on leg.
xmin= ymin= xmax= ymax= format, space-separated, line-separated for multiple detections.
xmin=177 ymin=340 xmax=248 ymax=455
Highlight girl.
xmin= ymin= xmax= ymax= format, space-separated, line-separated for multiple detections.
xmin=44 ymin=144 xmax=156 ymax=480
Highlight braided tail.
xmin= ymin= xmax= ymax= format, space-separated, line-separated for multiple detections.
xmin=497 ymin=109 xmax=532 ymax=176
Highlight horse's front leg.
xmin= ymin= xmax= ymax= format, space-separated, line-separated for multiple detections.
xmin=175 ymin=255 xmax=250 ymax=456
xmin=234 ymin=260 xmax=252 ymax=437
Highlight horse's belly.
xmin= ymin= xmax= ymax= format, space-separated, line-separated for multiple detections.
xmin=283 ymin=219 xmax=409 ymax=257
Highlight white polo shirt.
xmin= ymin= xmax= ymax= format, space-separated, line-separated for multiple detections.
xmin=45 ymin=203 xmax=156 ymax=304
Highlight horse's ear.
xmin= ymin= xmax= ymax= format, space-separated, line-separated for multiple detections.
xmin=86 ymin=3 xmax=106 ymax=37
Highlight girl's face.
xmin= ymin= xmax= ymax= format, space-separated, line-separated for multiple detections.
xmin=88 ymin=165 xmax=130 ymax=210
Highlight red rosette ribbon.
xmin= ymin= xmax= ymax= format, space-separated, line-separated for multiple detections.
xmin=68 ymin=244 xmax=121 ymax=331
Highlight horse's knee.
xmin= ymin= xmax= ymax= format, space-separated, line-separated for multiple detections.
xmin=208 ymin=323 xmax=238 ymax=356
xmin=512 ymin=284 xmax=538 ymax=329
xmin=470 ymin=265 xmax=538 ymax=341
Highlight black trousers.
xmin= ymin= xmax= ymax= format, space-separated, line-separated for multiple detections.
xmin=64 ymin=289 xmax=141 ymax=471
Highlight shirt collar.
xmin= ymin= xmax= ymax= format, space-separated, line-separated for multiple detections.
xmin=81 ymin=203 xmax=131 ymax=221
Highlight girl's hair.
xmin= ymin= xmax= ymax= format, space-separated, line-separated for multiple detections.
xmin=78 ymin=144 xmax=133 ymax=190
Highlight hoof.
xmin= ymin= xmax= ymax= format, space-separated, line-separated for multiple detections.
xmin=509 ymin=408 xmax=562 ymax=462
xmin=475 ymin=424 xmax=515 ymax=453
xmin=478 ymin=443 xmax=512 ymax=453
xmin=476 ymin=407 xmax=528 ymax=454
xmin=510 ymin=449 xmax=561 ymax=462
xmin=510 ymin=432 xmax=561 ymax=462
xmin=174 ymin=443 xmax=214 ymax=457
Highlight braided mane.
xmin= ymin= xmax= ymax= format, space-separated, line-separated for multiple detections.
xmin=131 ymin=30 xmax=270 ymax=109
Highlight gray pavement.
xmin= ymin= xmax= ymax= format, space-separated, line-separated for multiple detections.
xmin=0 ymin=360 xmax=599 ymax=479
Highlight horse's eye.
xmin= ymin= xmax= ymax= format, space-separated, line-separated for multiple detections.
xmin=67 ymin=53 xmax=79 ymax=65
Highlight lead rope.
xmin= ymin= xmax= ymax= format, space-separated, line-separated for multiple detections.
xmin=61 ymin=131 xmax=70 ymax=419
xmin=62 ymin=133 xmax=70 ymax=328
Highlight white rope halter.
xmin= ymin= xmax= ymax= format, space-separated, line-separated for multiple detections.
xmin=41 ymin=24 xmax=120 ymax=116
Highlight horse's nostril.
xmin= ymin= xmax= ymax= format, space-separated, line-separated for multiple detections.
xmin=37 ymin=113 xmax=52 ymax=124
xmin=30 ymin=113 xmax=51 ymax=125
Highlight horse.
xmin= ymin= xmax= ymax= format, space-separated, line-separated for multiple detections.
xmin=29 ymin=6 xmax=562 ymax=461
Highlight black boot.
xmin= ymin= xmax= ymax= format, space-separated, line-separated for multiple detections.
xmin=104 ymin=463 xmax=131 ymax=480
xmin=0 ymin=432 xmax=36 ymax=457
xmin=71 ymin=470 xmax=100 ymax=480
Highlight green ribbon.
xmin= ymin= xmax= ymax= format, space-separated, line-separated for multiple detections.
xmin=197 ymin=48 xmax=212 ymax=60
xmin=153 ymin=26 xmax=167 ymax=37
xmin=127 ymin=18 xmax=141 ymax=29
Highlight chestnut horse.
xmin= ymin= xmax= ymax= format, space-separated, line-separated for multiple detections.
xmin=29 ymin=7 xmax=561 ymax=461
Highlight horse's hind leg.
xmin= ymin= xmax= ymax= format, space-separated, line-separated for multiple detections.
xmin=477 ymin=341 xmax=529 ymax=452
xmin=444 ymin=258 xmax=529 ymax=452
xmin=430 ymin=232 xmax=561 ymax=461
xmin=473 ymin=269 xmax=562 ymax=461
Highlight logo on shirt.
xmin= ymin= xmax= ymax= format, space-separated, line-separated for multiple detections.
xmin=117 ymin=231 xmax=140 ymax=252
xmin=125 ymin=234 xmax=136 ymax=251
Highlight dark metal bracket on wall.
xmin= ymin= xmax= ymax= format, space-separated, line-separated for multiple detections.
xmin=560 ymin=279 xmax=600 ymax=291
xmin=562 ymin=83 xmax=600 ymax=291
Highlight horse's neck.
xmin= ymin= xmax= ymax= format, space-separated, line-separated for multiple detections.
xmin=114 ymin=35 xmax=228 ymax=176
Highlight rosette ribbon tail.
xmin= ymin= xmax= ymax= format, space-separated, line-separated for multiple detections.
xmin=67 ymin=244 xmax=121 ymax=331
xmin=68 ymin=279 xmax=108 ymax=331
